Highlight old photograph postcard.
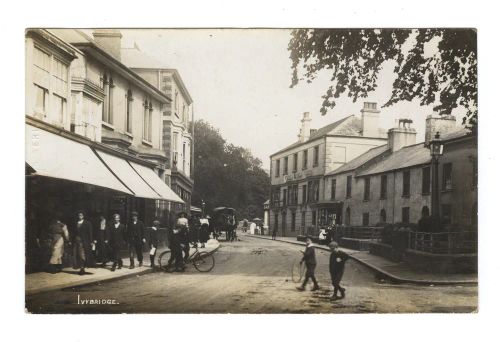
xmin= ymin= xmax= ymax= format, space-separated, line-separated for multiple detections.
xmin=24 ymin=27 xmax=478 ymax=314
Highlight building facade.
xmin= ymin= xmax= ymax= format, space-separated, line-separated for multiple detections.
xmin=269 ymin=103 xmax=388 ymax=237
xmin=327 ymin=115 xmax=477 ymax=230
xmin=121 ymin=46 xmax=194 ymax=214
xmin=25 ymin=29 xmax=184 ymax=272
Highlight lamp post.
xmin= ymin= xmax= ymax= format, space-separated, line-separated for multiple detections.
xmin=201 ymin=200 xmax=206 ymax=216
xmin=429 ymin=132 xmax=444 ymax=220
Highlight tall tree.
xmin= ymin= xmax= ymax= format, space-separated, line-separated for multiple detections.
xmin=192 ymin=120 xmax=270 ymax=219
xmin=289 ymin=29 xmax=477 ymax=126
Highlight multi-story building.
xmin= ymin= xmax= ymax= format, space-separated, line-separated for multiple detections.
xmin=269 ymin=102 xmax=388 ymax=237
xmin=25 ymin=29 xmax=184 ymax=272
xmin=120 ymin=46 xmax=194 ymax=214
xmin=326 ymin=115 xmax=477 ymax=229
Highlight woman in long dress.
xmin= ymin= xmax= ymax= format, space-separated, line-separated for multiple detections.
xmin=48 ymin=218 xmax=69 ymax=273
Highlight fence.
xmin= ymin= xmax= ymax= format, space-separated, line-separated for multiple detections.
xmin=408 ymin=231 xmax=477 ymax=254
xmin=339 ymin=226 xmax=383 ymax=240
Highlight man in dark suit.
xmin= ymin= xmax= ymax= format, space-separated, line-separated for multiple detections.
xmin=297 ymin=236 xmax=320 ymax=291
xmin=71 ymin=210 xmax=94 ymax=275
xmin=329 ymin=241 xmax=349 ymax=300
xmin=108 ymin=213 xmax=126 ymax=271
xmin=126 ymin=211 xmax=146 ymax=269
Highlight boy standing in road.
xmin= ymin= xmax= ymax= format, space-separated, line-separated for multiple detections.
xmin=329 ymin=241 xmax=349 ymax=300
xmin=297 ymin=236 xmax=320 ymax=292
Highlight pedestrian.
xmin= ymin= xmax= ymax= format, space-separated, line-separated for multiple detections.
xmin=126 ymin=211 xmax=146 ymax=269
xmin=296 ymin=236 xmax=320 ymax=291
xmin=108 ymin=213 xmax=126 ymax=272
xmin=176 ymin=212 xmax=190 ymax=262
xmin=147 ymin=219 xmax=160 ymax=269
xmin=47 ymin=216 xmax=69 ymax=273
xmin=94 ymin=214 xmax=109 ymax=266
xmin=329 ymin=241 xmax=349 ymax=300
xmin=199 ymin=215 xmax=210 ymax=248
xmin=70 ymin=210 xmax=94 ymax=275
xmin=272 ymin=227 xmax=277 ymax=240
xmin=166 ymin=224 xmax=184 ymax=272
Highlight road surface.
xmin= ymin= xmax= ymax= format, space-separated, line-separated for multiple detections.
xmin=26 ymin=236 xmax=477 ymax=313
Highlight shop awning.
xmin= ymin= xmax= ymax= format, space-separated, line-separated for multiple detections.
xmin=129 ymin=162 xmax=184 ymax=203
xmin=95 ymin=150 xmax=162 ymax=200
xmin=25 ymin=124 xmax=132 ymax=195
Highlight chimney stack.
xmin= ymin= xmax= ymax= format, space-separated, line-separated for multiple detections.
xmin=388 ymin=119 xmax=417 ymax=152
xmin=361 ymin=102 xmax=381 ymax=138
xmin=425 ymin=114 xmax=457 ymax=146
xmin=298 ymin=112 xmax=312 ymax=142
xmin=93 ymin=29 xmax=123 ymax=61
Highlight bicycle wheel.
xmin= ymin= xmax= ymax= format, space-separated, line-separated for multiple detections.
xmin=158 ymin=250 xmax=171 ymax=271
xmin=291 ymin=260 xmax=305 ymax=283
xmin=192 ymin=252 xmax=215 ymax=272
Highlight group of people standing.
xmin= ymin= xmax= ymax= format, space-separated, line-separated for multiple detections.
xmin=45 ymin=210 xmax=159 ymax=275
xmin=165 ymin=213 xmax=211 ymax=272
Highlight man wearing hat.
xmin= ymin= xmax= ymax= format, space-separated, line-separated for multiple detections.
xmin=296 ymin=236 xmax=320 ymax=292
xmin=70 ymin=210 xmax=94 ymax=275
xmin=328 ymin=241 xmax=349 ymax=300
xmin=126 ymin=211 xmax=146 ymax=269
xmin=147 ymin=219 xmax=160 ymax=269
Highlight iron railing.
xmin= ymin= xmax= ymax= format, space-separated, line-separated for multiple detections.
xmin=408 ymin=231 xmax=477 ymax=254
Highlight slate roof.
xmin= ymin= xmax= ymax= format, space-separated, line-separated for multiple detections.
xmin=326 ymin=144 xmax=389 ymax=176
xmin=357 ymin=143 xmax=431 ymax=176
xmin=271 ymin=115 xmax=387 ymax=157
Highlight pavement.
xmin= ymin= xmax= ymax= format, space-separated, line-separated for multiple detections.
xmin=25 ymin=239 xmax=220 ymax=295
xmin=244 ymin=233 xmax=477 ymax=285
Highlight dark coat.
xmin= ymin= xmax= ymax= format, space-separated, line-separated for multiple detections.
xmin=329 ymin=250 xmax=349 ymax=277
xmin=70 ymin=220 xmax=93 ymax=247
xmin=126 ymin=219 xmax=145 ymax=243
xmin=108 ymin=222 xmax=126 ymax=249
xmin=147 ymin=227 xmax=160 ymax=248
xmin=199 ymin=223 xmax=210 ymax=243
xmin=301 ymin=244 xmax=317 ymax=266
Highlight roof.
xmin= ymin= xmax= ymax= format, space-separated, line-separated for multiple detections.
xmin=327 ymin=144 xmax=389 ymax=176
xmin=357 ymin=143 xmax=431 ymax=176
xmin=271 ymin=115 xmax=386 ymax=157
xmin=440 ymin=128 xmax=473 ymax=142
xmin=47 ymin=29 xmax=171 ymax=104
xmin=121 ymin=46 xmax=193 ymax=104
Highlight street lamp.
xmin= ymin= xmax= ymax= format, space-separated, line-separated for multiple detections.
xmin=201 ymin=199 xmax=206 ymax=216
xmin=429 ymin=132 xmax=444 ymax=220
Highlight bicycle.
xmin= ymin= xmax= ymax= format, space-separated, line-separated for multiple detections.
xmin=158 ymin=243 xmax=215 ymax=272
xmin=291 ymin=256 xmax=306 ymax=283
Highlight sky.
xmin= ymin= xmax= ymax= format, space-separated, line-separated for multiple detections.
xmin=119 ymin=29 xmax=466 ymax=169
